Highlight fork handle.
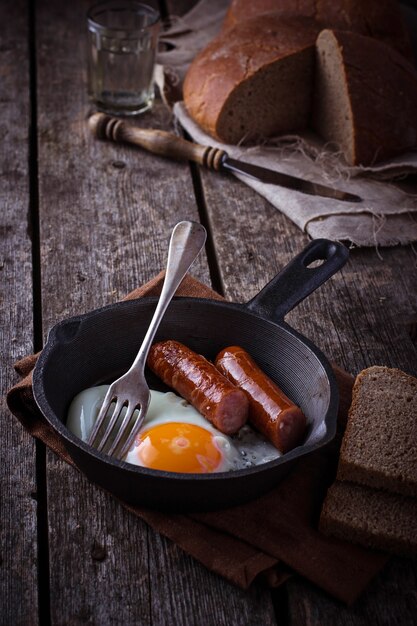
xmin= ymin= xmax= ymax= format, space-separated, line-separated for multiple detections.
xmin=129 ymin=221 xmax=206 ymax=374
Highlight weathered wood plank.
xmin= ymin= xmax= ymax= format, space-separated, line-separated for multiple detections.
xmin=35 ymin=0 xmax=276 ymax=623
xmin=0 ymin=0 xmax=38 ymax=624
xmin=286 ymin=557 xmax=417 ymax=626
xmin=196 ymin=164 xmax=417 ymax=623
xmin=152 ymin=0 xmax=417 ymax=620
xmin=147 ymin=532 xmax=276 ymax=626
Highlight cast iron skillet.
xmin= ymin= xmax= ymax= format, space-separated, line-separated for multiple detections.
xmin=33 ymin=239 xmax=349 ymax=511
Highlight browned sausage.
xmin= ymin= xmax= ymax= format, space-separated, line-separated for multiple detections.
xmin=215 ymin=346 xmax=307 ymax=453
xmin=147 ymin=340 xmax=249 ymax=435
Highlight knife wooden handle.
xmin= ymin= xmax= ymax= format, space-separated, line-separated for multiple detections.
xmin=88 ymin=112 xmax=226 ymax=171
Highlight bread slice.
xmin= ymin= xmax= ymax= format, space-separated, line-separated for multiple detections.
xmin=183 ymin=15 xmax=319 ymax=144
xmin=337 ymin=366 xmax=417 ymax=497
xmin=313 ymin=29 xmax=417 ymax=166
xmin=320 ymin=481 xmax=417 ymax=558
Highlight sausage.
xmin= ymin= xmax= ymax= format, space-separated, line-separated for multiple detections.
xmin=215 ymin=346 xmax=307 ymax=453
xmin=147 ymin=340 xmax=249 ymax=435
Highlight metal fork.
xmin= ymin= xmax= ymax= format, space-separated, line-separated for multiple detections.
xmin=87 ymin=220 xmax=207 ymax=459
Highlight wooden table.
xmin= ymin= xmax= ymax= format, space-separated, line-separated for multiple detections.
xmin=2 ymin=0 xmax=417 ymax=623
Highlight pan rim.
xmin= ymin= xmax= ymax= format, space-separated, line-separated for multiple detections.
xmin=33 ymin=295 xmax=339 ymax=481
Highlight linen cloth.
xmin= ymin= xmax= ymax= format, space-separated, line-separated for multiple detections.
xmin=157 ymin=0 xmax=417 ymax=246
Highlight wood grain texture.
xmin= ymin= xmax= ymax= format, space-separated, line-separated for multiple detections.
xmin=286 ymin=557 xmax=417 ymax=626
xmin=159 ymin=1 xmax=417 ymax=620
xmin=36 ymin=0 xmax=210 ymax=325
xmin=5 ymin=0 xmax=416 ymax=623
xmin=147 ymin=530 xmax=276 ymax=626
xmin=195 ymin=154 xmax=417 ymax=624
xmin=0 ymin=0 xmax=38 ymax=624
xmin=35 ymin=0 xmax=276 ymax=623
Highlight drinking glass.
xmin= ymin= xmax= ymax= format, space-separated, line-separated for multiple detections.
xmin=87 ymin=1 xmax=160 ymax=115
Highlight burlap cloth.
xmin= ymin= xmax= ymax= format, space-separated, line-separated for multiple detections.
xmin=156 ymin=0 xmax=417 ymax=247
xmin=7 ymin=273 xmax=388 ymax=604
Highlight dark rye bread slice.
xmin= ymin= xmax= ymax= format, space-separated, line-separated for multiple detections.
xmin=222 ymin=0 xmax=413 ymax=60
xmin=319 ymin=481 xmax=417 ymax=558
xmin=313 ymin=29 xmax=417 ymax=166
xmin=183 ymin=15 xmax=320 ymax=144
xmin=337 ymin=366 xmax=417 ymax=497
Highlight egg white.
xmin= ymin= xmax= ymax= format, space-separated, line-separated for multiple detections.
xmin=66 ymin=386 xmax=281 ymax=472
xmin=67 ymin=386 xmax=244 ymax=472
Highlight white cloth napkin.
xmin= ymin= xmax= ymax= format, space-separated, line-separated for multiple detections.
xmin=158 ymin=0 xmax=417 ymax=247
xmin=156 ymin=0 xmax=228 ymax=103
xmin=175 ymin=103 xmax=417 ymax=247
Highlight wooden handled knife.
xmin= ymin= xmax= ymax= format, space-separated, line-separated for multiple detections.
xmin=89 ymin=113 xmax=361 ymax=202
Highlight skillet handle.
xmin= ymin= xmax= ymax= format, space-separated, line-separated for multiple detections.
xmin=246 ymin=239 xmax=349 ymax=322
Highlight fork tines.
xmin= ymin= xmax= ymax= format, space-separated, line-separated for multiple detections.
xmin=87 ymin=390 xmax=147 ymax=459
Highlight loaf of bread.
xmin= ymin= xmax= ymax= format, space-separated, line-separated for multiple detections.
xmin=320 ymin=481 xmax=417 ymax=558
xmin=183 ymin=15 xmax=320 ymax=144
xmin=313 ymin=30 xmax=417 ymax=166
xmin=183 ymin=1 xmax=417 ymax=165
xmin=337 ymin=366 xmax=417 ymax=497
xmin=223 ymin=0 xmax=412 ymax=60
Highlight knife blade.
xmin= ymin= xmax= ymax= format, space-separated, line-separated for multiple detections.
xmin=89 ymin=112 xmax=362 ymax=203
xmin=222 ymin=157 xmax=361 ymax=202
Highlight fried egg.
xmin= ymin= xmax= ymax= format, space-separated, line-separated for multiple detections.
xmin=67 ymin=386 xmax=281 ymax=473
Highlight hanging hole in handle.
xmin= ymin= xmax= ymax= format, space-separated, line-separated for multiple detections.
xmin=305 ymin=258 xmax=325 ymax=269
xmin=301 ymin=239 xmax=339 ymax=270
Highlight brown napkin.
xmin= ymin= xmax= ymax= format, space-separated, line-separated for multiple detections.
xmin=7 ymin=273 xmax=388 ymax=604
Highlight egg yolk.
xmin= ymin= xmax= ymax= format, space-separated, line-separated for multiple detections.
xmin=134 ymin=422 xmax=223 ymax=473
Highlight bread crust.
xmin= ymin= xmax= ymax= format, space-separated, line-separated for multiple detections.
xmin=223 ymin=0 xmax=412 ymax=60
xmin=183 ymin=15 xmax=319 ymax=143
xmin=337 ymin=366 xmax=417 ymax=497
xmin=183 ymin=5 xmax=417 ymax=162
xmin=320 ymin=481 xmax=417 ymax=558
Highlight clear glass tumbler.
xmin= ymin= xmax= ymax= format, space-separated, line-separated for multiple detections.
xmin=87 ymin=1 xmax=160 ymax=115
